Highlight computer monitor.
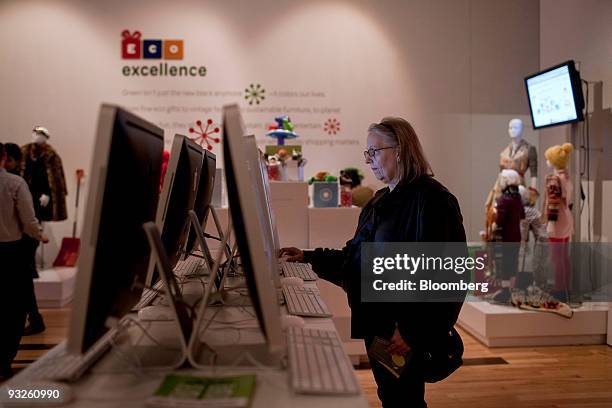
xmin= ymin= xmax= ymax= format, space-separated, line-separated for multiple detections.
xmin=222 ymin=104 xmax=283 ymax=355
xmin=68 ymin=104 xmax=164 ymax=354
xmin=144 ymin=135 xmax=203 ymax=290
xmin=183 ymin=150 xmax=216 ymax=259
xmin=525 ymin=60 xmax=585 ymax=129
xmin=243 ymin=135 xmax=281 ymax=287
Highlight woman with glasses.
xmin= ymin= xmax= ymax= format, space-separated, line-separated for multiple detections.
xmin=281 ymin=117 xmax=466 ymax=407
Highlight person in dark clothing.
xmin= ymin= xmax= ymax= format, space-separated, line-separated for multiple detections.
xmin=4 ymin=143 xmax=46 ymax=335
xmin=280 ymin=118 xmax=467 ymax=407
xmin=0 ymin=143 xmax=48 ymax=380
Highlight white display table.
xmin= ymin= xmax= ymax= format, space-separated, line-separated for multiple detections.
xmin=458 ymin=298 xmax=609 ymax=347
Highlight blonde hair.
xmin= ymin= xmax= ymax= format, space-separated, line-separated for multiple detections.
xmin=545 ymin=143 xmax=574 ymax=169
xmin=368 ymin=117 xmax=433 ymax=184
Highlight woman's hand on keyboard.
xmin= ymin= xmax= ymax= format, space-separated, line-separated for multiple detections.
xmin=279 ymin=247 xmax=304 ymax=263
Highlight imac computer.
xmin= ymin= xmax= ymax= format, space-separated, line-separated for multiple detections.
xmin=243 ymin=135 xmax=281 ymax=288
xmin=142 ymin=134 xmax=203 ymax=296
xmin=219 ymin=104 xmax=283 ymax=357
xmin=68 ymin=104 xmax=164 ymax=355
xmin=183 ymin=149 xmax=217 ymax=263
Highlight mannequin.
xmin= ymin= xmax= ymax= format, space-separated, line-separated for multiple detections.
xmin=503 ymin=119 xmax=538 ymax=188
xmin=489 ymin=169 xmax=525 ymax=304
xmin=484 ymin=119 xmax=538 ymax=240
xmin=543 ymin=143 xmax=574 ymax=299
xmin=21 ymin=126 xmax=68 ymax=222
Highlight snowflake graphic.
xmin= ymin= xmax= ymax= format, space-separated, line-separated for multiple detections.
xmin=188 ymin=118 xmax=220 ymax=151
xmin=244 ymin=83 xmax=266 ymax=105
xmin=323 ymin=118 xmax=341 ymax=135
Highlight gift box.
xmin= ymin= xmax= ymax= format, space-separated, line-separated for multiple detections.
xmin=122 ymin=30 xmax=142 ymax=59
xmin=313 ymin=182 xmax=338 ymax=208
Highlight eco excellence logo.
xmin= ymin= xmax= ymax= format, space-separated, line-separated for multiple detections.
xmin=121 ymin=30 xmax=207 ymax=77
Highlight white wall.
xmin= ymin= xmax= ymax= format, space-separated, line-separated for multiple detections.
xmin=540 ymin=0 xmax=612 ymax=242
xmin=0 ymin=0 xmax=541 ymax=262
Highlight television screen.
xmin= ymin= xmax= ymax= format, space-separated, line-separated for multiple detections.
xmin=525 ymin=60 xmax=584 ymax=129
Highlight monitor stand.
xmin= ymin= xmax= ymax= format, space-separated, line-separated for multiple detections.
xmin=90 ymin=223 xmax=191 ymax=373
xmin=186 ymin=215 xmax=282 ymax=369
xmin=187 ymin=210 xmax=248 ymax=307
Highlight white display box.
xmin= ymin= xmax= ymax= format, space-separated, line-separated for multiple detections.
xmin=269 ymin=181 xmax=309 ymax=248
xmin=308 ymin=207 xmax=360 ymax=249
xmin=458 ymin=298 xmax=609 ymax=347
xmin=33 ymin=267 xmax=77 ymax=308
xmin=204 ymin=182 xmax=309 ymax=250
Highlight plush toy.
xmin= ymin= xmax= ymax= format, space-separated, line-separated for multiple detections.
xmin=308 ymin=171 xmax=337 ymax=184
xmin=340 ymin=167 xmax=364 ymax=189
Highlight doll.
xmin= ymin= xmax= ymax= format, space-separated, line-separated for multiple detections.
xmin=543 ymin=143 xmax=574 ymax=297
xmin=489 ymin=169 xmax=525 ymax=303
xmin=518 ymin=185 xmax=548 ymax=288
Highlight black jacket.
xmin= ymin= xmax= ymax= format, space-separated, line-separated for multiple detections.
xmin=303 ymin=175 xmax=467 ymax=350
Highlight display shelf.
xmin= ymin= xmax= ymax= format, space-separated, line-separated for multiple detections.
xmin=33 ymin=267 xmax=77 ymax=308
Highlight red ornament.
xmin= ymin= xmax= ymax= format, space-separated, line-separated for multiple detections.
xmin=188 ymin=118 xmax=221 ymax=151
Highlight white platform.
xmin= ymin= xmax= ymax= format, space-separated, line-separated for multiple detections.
xmin=269 ymin=181 xmax=309 ymax=248
xmin=33 ymin=267 xmax=77 ymax=308
xmin=308 ymin=206 xmax=360 ymax=248
xmin=458 ymin=298 xmax=609 ymax=347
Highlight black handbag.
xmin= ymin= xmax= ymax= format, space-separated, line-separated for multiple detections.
xmin=421 ymin=326 xmax=464 ymax=383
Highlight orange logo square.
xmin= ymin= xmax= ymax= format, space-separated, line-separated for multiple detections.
xmin=163 ymin=40 xmax=183 ymax=60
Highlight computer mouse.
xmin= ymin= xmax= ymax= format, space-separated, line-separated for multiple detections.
xmin=181 ymin=280 xmax=205 ymax=307
xmin=1 ymin=381 xmax=73 ymax=406
xmin=281 ymin=314 xmax=305 ymax=329
xmin=138 ymin=305 xmax=174 ymax=321
xmin=281 ymin=276 xmax=304 ymax=287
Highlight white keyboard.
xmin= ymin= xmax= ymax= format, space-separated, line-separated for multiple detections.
xmin=286 ymin=327 xmax=360 ymax=395
xmin=174 ymin=257 xmax=206 ymax=277
xmin=132 ymin=280 xmax=163 ymax=311
xmin=16 ymin=331 xmax=116 ymax=383
xmin=282 ymin=285 xmax=331 ymax=317
xmin=281 ymin=261 xmax=317 ymax=281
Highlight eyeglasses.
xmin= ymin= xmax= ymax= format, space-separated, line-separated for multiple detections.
xmin=363 ymin=145 xmax=398 ymax=160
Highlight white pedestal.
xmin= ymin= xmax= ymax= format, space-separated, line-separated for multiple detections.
xmin=33 ymin=267 xmax=77 ymax=308
xmin=269 ymin=181 xmax=309 ymax=248
xmin=458 ymin=299 xmax=609 ymax=347
xmin=308 ymin=207 xmax=360 ymax=248
xmin=204 ymin=182 xmax=309 ymax=250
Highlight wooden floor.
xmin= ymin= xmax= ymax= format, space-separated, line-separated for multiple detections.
xmin=10 ymin=307 xmax=612 ymax=407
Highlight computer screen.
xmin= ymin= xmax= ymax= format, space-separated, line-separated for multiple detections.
xmin=222 ymin=104 xmax=283 ymax=354
xmin=525 ymin=60 xmax=584 ymax=129
xmin=68 ymin=104 xmax=164 ymax=354
xmin=145 ymin=135 xmax=203 ymax=289
xmin=184 ymin=150 xmax=216 ymax=257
